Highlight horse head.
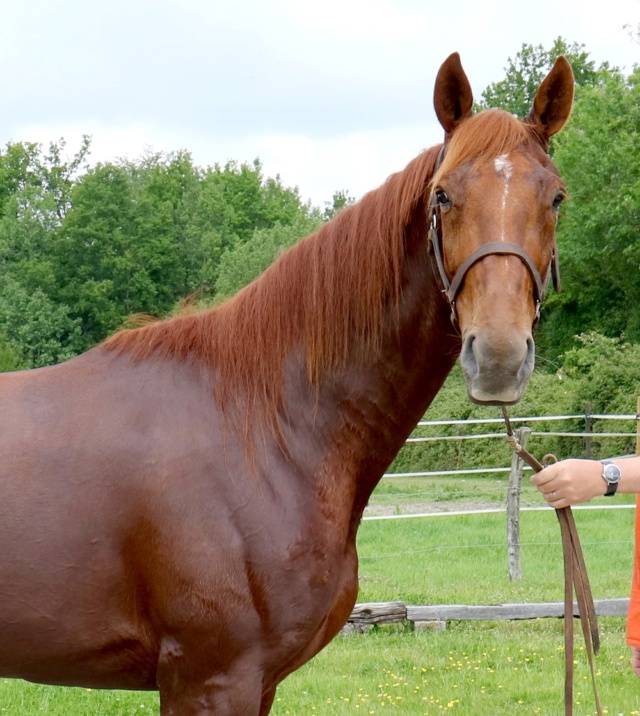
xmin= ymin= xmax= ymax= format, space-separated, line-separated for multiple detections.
xmin=431 ymin=52 xmax=574 ymax=405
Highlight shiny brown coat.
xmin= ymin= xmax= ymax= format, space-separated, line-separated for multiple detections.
xmin=0 ymin=53 xmax=574 ymax=714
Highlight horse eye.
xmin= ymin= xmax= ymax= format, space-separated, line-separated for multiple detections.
xmin=435 ymin=190 xmax=451 ymax=208
xmin=552 ymin=192 xmax=566 ymax=211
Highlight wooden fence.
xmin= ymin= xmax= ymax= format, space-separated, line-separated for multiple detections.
xmin=343 ymin=598 xmax=630 ymax=634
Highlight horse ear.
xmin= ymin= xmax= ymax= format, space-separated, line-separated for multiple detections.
xmin=528 ymin=56 xmax=574 ymax=140
xmin=433 ymin=52 xmax=474 ymax=136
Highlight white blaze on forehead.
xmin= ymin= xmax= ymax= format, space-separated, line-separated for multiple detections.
xmin=494 ymin=153 xmax=513 ymax=241
xmin=494 ymin=153 xmax=513 ymax=179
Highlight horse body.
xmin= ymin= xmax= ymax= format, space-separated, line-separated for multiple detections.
xmin=0 ymin=294 xmax=455 ymax=706
xmin=0 ymin=53 xmax=574 ymax=714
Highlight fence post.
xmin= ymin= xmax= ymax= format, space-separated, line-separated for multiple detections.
xmin=584 ymin=401 xmax=591 ymax=459
xmin=506 ymin=427 xmax=531 ymax=581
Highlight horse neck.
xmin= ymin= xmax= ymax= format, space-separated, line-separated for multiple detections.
xmin=282 ymin=230 xmax=460 ymax=520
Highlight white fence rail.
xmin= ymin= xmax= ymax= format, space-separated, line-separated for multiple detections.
xmin=378 ymin=407 xmax=640 ymax=582
xmin=384 ymin=409 xmax=640 ymax=479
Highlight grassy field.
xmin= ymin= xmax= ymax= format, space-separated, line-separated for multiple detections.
xmin=357 ymin=501 xmax=635 ymax=604
xmin=3 ymin=620 xmax=638 ymax=715
xmin=270 ymin=620 xmax=640 ymax=716
xmin=0 ymin=483 xmax=637 ymax=715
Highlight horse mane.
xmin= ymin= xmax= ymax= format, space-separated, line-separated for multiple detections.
xmin=103 ymin=109 xmax=535 ymax=445
xmin=103 ymin=146 xmax=440 ymax=440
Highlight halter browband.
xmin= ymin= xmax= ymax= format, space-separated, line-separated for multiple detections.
xmin=428 ymin=146 xmax=561 ymax=324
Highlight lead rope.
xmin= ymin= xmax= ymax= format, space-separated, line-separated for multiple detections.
xmin=501 ymin=406 xmax=603 ymax=716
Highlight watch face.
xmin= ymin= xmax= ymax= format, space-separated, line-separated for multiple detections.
xmin=603 ymin=463 xmax=622 ymax=483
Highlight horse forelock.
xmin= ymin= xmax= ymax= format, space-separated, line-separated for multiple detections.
xmin=430 ymin=109 xmax=536 ymax=194
xmin=102 ymin=144 xmax=441 ymax=442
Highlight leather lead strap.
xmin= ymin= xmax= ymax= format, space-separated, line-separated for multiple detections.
xmin=502 ymin=407 xmax=602 ymax=716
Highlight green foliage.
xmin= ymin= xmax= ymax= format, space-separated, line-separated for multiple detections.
xmin=0 ymin=139 xmax=90 ymax=366
xmin=478 ymin=37 xmax=600 ymax=117
xmin=560 ymin=332 xmax=640 ymax=456
xmin=0 ymin=276 xmax=82 ymax=368
xmin=391 ymin=332 xmax=640 ymax=476
xmin=537 ymin=65 xmax=640 ymax=357
xmin=0 ymin=336 xmax=22 ymax=372
xmin=214 ymin=214 xmax=320 ymax=299
xmin=322 ymin=189 xmax=356 ymax=222
xmin=0 ymin=140 xmax=320 ymax=358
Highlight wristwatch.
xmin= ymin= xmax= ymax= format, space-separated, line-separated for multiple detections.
xmin=600 ymin=460 xmax=622 ymax=496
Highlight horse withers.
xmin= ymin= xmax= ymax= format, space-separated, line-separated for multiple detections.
xmin=0 ymin=53 xmax=573 ymax=714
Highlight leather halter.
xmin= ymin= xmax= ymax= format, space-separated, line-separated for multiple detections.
xmin=428 ymin=148 xmax=561 ymax=325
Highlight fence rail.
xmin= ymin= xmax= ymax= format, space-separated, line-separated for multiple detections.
xmin=353 ymin=408 xmax=639 ymax=631
xmin=385 ymin=407 xmax=640 ymax=479
xmin=342 ymin=598 xmax=630 ymax=634
xmin=415 ymin=414 xmax=637 ymax=426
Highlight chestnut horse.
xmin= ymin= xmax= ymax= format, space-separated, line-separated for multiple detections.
xmin=0 ymin=53 xmax=573 ymax=714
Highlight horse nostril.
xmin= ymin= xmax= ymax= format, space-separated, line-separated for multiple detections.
xmin=526 ymin=336 xmax=534 ymax=360
xmin=521 ymin=335 xmax=536 ymax=376
xmin=460 ymin=332 xmax=478 ymax=375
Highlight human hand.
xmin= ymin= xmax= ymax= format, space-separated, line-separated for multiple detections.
xmin=530 ymin=458 xmax=605 ymax=509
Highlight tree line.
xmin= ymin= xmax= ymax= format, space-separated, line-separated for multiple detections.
xmin=0 ymin=37 xmax=639 ymax=406
xmin=0 ymin=143 xmax=351 ymax=369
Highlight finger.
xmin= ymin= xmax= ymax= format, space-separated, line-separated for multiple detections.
xmin=548 ymin=492 xmax=571 ymax=509
xmin=530 ymin=466 xmax=556 ymax=487
xmin=545 ymin=490 xmax=559 ymax=503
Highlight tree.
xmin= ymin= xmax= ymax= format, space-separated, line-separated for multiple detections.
xmin=478 ymin=38 xmax=601 ymax=118
xmin=322 ymin=190 xmax=356 ymax=222
xmin=51 ymin=153 xmax=320 ymax=350
xmin=0 ymin=276 xmax=82 ymax=368
xmin=536 ymin=65 xmax=640 ymax=359
xmin=0 ymin=139 xmax=91 ymax=362
xmin=53 ymin=163 xmax=140 ymax=346
xmin=125 ymin=150 xmax=206 ymax=307
xmin=0 ymin=136 xmax=337 ymax=362
xmin=0 ymin=138 xmax=90 ymax=290
xmin=214 ymin=214 xmax=320 ymax=300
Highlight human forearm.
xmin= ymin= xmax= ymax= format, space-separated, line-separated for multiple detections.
xmin=531 ymin=456 xmax=640 ymax=508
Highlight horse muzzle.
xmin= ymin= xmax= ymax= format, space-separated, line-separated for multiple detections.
xmin=460 ymin=329 xmax=535 ymax=405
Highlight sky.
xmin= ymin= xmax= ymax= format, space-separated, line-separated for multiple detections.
xmin=1 ymin=0 xmax=639 ymax=208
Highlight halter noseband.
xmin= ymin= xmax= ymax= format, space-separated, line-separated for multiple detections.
xmin=428 ymin=147 xmax=561 ymax=325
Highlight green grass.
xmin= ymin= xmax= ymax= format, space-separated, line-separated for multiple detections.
xmin=270 ymin=619 xmax=640 ymax=715
xmin=0 ymin=681 xmax=159 ymax=714
xmin=356 ymin=506 xmax=636 ymax=604
xmin=3 ymin=621 xmax=639 ymax=715
xmin=0 ymin=504 xmax=636 ymax=714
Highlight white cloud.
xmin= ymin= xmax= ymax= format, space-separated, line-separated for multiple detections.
xmin=2 ymin=0 xmax=639 ymax=208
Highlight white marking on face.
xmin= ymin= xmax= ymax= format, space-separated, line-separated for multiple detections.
xmin=494 ymin=153 xmax=513 ymax=241
xmin=494 ymin=154 xmax=513 ymax=180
